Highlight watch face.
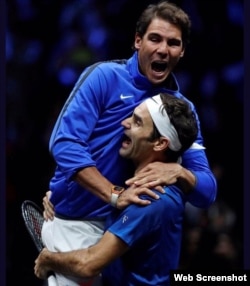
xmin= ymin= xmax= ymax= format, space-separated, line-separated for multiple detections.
xmin=112 ymin=185 xmax=125 ymax=194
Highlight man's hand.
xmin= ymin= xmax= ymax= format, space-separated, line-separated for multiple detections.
xmin=126 ymin=162 xmax=181 ymax=186
xmin=116 ymin=183 xmax=164 ymax=210
xmin=125 ymin=162 xmax=195 ymax=194
xmin=34 ymin=248 xmax=51 ymax=279
xmin=42 ymin=191 xmax=55 ymax=221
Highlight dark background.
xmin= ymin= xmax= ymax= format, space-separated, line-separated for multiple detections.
xmin=5 ymin=0 xmax=244 ymax=285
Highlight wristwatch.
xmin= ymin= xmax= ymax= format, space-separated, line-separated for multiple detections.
xmin=110 ymin=185 xmax=125 ymax=207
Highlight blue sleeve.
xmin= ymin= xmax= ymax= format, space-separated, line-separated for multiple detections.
xmin=49 ymin=65 xmax=108 ymax=181
xmin=108 ymin=205 xmax=157 ymax=246
xmin=181 ymin=100 xmax=217 ymax=208
xmin=107 ymin=190 xmax=183 ymax=246
xmin=182 ymin=149 xmax=217 ymax=208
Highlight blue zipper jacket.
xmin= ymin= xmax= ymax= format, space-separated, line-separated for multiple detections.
xmin=49 ymin=51 xmax=217 ymax=218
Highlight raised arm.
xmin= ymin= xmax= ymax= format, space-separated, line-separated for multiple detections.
xmin=125 ymin=148 xmax=217 ymax=208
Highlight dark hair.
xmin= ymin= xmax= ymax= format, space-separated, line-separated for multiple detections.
xmin=149 ymin=93 xmax=198 ymax=162
xmin=135 ymin=1 xmax=191 ymax=49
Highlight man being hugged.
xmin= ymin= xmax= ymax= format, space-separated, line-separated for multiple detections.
xmin=35 ymin=93 xmax=198 ymax=285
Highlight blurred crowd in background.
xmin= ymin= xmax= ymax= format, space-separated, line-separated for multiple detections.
xmin=6 ymin=0 xmax=244 ymax=285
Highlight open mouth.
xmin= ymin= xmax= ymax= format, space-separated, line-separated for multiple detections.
xmin=151 ymin=61 xmax=168 ymax=72
xmin=121 ymin=134 xmax=131 ymax=148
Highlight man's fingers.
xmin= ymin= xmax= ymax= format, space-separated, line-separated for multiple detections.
xmin=43 ymin=210 xmax=54 ymax=221
xmin=126 ymin=177 xmax=165 ymax=191
xmin=46 ymin=190 xmax=52 ymax=199
xmin=125 ymin=178 xmax=138 ymax=186
xmin=129 ymin=190 xmax=159 ymax=206
xmin=133 ymin=198 xmax=152 ymax=206
xmin=42 ymin=203 xmax=55 ymax=221
xmin=126 ymin=177 xmax=149 ymax=186
xmin=42 ymin=191 xmax=55 ymax=220
xmin=152 ymin=185 xmax=165 ymax=193
xmin=138 ymin=188 xmax=160 ymax=199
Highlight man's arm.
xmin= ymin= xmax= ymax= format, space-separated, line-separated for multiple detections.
xmin=48 ymin=68 xmax=162 ymax=210
xmin=34 ymin=231 xmax=128 ymax=280
xmin=43 ymin=169 xmax=162 ymax=220
xmin=125 ymin=162 xmax=192 ymax=193
xmin=125 ymin=150 xmax=217 ymax=208
xmin=74 ymin=166 xmax=160 ymax=205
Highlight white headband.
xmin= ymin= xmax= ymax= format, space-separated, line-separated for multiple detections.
xmin=145 ymin=94 xmax=182 ymax=151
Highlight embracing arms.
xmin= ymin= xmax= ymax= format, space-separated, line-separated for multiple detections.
xmin=34 ymin=231 xmax=127 ymax=279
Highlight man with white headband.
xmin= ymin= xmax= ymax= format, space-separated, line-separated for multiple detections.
xmin=146 ymin=94 xmax=182 ymax=152
xmin=35 ymin=93 xmax=198 ymax=286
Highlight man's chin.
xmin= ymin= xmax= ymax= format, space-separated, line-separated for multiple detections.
xmin=148 ymin=73 xmax=168 ymax=85
xmin=119 ymin=148 xmax=129 ymax=158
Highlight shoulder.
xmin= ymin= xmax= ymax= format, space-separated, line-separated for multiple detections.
xmin=94 ymin=59 xmax=127 ymax=71
xmin=127 ymin=188 xmax=184 ymax=217
xmin=163 ymin=186 xmax=185 ymax=208
xmin=77 ymin=59 xmax=127 ymax=86
xmin=83 ymin=59 xmax=128 ymax=80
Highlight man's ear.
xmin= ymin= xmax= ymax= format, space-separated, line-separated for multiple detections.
xmin=153 ymin=137 xmax=169 ymax=152
xmin=180 ymin=48 xmax=185 ymax=58
xmin=134 ymin=33 xmax=142 ymax=49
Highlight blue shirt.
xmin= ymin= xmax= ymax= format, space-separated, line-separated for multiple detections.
xmin=49 ymin=51 xmax=217 ymax=218
xmin=102 ymin=186 xmax=185 ymax=286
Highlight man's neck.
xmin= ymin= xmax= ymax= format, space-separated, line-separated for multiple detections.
xmin=134 ymin=156 xmax=166 ymax=175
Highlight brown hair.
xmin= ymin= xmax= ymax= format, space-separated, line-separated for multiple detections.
xmin=149 ymin=93 xmax=198 ymax=161
xmin=135 ymin=1 xmax=191 ymax=49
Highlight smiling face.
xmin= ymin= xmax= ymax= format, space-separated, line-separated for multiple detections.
xmin=135 ymin=17 xmax=185 ymax=85
xmin=119 ymin=101 xmax=168 ymax=169
xmin=119 ymin=102 xmax=155 ymax=166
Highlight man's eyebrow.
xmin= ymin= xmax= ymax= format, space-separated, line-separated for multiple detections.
xmin=133 ymin=112 xmax=143 ymax=124
xmin=148 ymin=32 xmax=160 ymax=36
xmin=148 ymin=32 xmax=162 ymax=38
xmin=168 ymin=38 xmax=182 ymax=45
xmin=148 ymin=32 xmax=182 ymax=44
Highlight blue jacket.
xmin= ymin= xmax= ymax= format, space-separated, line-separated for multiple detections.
xmin=49 ymin=51 xmax=217 ymax=218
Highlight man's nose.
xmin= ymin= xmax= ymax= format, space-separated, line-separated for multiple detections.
xmin=121 ymin=117 xmax=131 ymax=128
xmin=157 ymin=42 xmax=169 ymax=55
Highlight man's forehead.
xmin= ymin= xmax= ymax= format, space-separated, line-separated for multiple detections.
xmin=146 ymin=17 xmax=182 ymax=39
xmin=135 ymin=101 xmax=147 ymax=113
xmin=134 ymin=102 xmax=152 ymax=123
